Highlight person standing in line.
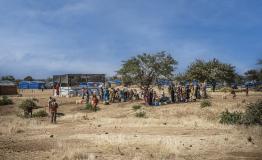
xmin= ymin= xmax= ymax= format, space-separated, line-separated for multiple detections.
xmin=169 ymin=85 xmax=175 ymax=103
xmin=86 ymin=88 xmax=90 ymax=103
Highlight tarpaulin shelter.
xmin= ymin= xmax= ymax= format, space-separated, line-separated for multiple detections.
xmin=18 ymin=81 xmax=45 ymax=89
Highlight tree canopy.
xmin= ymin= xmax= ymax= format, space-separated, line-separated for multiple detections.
xmin=1 ymin=75 xmax=15 ymax=81
xmin=184 ymin=58 xmax=236 ymax=84
xmin=117 ymin=52 xmax=178 ymax=90
xmin=24 ymin=76 xmax=33 ymax=81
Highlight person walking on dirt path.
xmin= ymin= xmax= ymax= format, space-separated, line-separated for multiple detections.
xmin=50 ymin=99 xmax=58 ymax=124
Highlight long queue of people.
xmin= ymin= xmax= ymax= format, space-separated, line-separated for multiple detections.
xmin=81 ymin=87 xmax=141 ymax=104
xmin=144 ymin=82 xmax=207 ymax=106
xmin=80 ymin=82 xmax=207 ymax=107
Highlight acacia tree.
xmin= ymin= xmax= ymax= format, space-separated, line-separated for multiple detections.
xmin=24 ymin=76 xmax=33 ymax=81
xmin=185 ymin=58 xmax=236 ymax=91
xmin=244 ymin=59 xmax=262 ymax=81
xmin=1 ymin=75 xmax=15 ymax=81
xmin=117 ymin=52 xmax=178 ymax=91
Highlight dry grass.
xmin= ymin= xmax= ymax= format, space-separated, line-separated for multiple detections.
xmin=0 ymin=91 xmax=262 ymax=160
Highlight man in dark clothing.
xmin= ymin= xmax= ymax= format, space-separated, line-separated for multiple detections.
xmin=50 ymin=99 xmax=58 ymax=123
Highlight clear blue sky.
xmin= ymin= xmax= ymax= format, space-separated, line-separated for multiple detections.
xmin=0 ymin=0 xmax=261 ymax=79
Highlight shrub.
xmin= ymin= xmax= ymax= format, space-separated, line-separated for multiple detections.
xmin=242 ymin=100 xmax=262 ymax=125
xmin=219 ymin=109 xmax=243 ymax=124
xmin=83 ymin=103 xmax=99 ymax=112
xmin=219 ymin=100 xmax=262 ymax=126
xmin=32 ymin=110 xmax=48 ymax=117
xmin=136 ymin=111 xmax=146 ymax=118
xmin=0 ymin=96 xmax=13 ymax=106
xmin=200 ymin=100 xmax=211 ymax=108
xmin=219 ymin=87 xmax=232 ymax=93
xmin=132 ymin=105 xmax=142 ymax=110
xmin=32 ymin=98 xmax=39 ymax=102
xmin=19 ymin=99 xmax=38 ymax=116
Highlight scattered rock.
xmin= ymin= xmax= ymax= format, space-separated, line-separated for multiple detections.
xmin=98 ymin=124 xmax=101 ymax=127
xmin=247 ymin=136 xmax=254 ymax=144
xmin=189 ymin=145 xmax=192 ymax=147
xmin=50 ymin=135 xmax=54 ymax=138
xmin=105 ymin=132 xmax=108 ymax=134
xmin=136 ymin=147 xmax=140 ymax=150
xmin=163 ymin=122 xmax=167 ymax=125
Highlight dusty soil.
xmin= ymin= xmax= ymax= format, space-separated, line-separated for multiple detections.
xmin=0 ymin=90 xmax=262 ymax=160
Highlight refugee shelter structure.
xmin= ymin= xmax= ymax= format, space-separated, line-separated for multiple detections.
xmin=53 ymin=74 xmax=105 ymax=96
xmin=0 ymin=80 xmax=17 ymax=95
xmin=53 ymin=74 xmax=106 ymax=87
xmin=18 ymin=81 xmax=45 ymax=89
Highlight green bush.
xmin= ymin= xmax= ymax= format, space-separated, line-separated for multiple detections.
xmin=200 ymin=100 xmax=211 ymax=108
xmin=84 ymin=103 xmax=93 ymax=110
xmin=135 ymin=111 xmax=146 ymax=118
xmin=219 ymin=109 xmax=243 ymax=124
xmin=32 ymin=110 xmax=48 ymax=117
xmin=32 ymin=98 xmax=39 ymax=102
xmin=219 ymin=87 xmax=232 ymax=93
xmin=132 ymin=105 xmax=142 ymax=110
xmin=219 ymin=100 xmax=262 ymax=126
xmin=19 ymin=99 xmax=38 ymax=116
xmin=0 ymin=96 xmax=13 ymax=106
xmin=242 ymin=100 xmax=262 ymax=125
xmin=83 ymin=103 xmax=99 ymax=112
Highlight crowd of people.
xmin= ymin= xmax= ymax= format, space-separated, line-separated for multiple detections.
xmin=145 ymin=82 xmax=208 ymax=106
xmin=79 ymin=82 xmax=208 ymax=108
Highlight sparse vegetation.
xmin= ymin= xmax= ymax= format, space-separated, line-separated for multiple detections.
xmin=32 ymin=110 xmax=48 ymax=117
xmin=0 ymin=96 xmax=13 ymax=106
xmin=132 ymin=105 xmax=142 ymax=110
xmin=219 ymin=109 xmax=243 ymax=124
xmin=83 ymin=103 xmax=99 ymax=112
xmin=241 ymin=100 xmax=262 ymax=125
xmin=219 ymin=87 xmax=232 ymax=93
xmin=200 ymin=100 xmax=211 ymax=108
xmin=18 ymin=99 xmax=38 ymax=117
xmin=135 ymin=111 xmax=146 ymax=118
xmin=220 ymin=100 xmax=262 ymax=125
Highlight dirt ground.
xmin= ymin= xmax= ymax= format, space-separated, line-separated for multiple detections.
xmin=0 ymin=90 xmax=262 ymax=160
